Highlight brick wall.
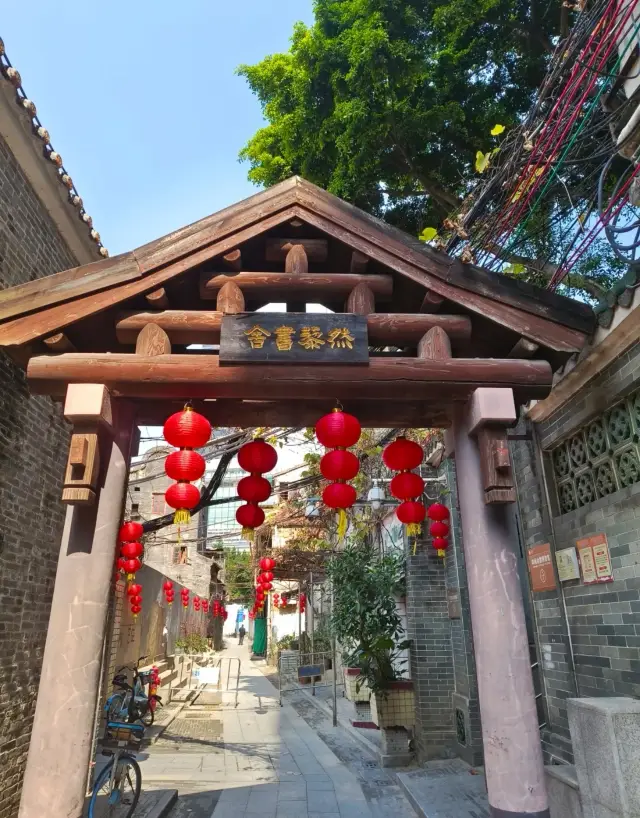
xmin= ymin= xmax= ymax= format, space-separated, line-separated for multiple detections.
xmin=0 ymin=133 xmax=80 ymax=817
xmin=513 ymin=341 xmax=640 ymax=763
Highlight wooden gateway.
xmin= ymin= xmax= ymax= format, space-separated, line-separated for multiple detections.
xmin=4 ymin=177 xmax=592 ymax=818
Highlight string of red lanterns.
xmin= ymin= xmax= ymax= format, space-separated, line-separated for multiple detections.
xmin=163 ymin=580 xmax=174 ymax=606
xmin=181 ymin=588 xmax=190 ymax=609
xmin=118 ymin=521 xmax=144 ymax=581
xmin=427 ymin=502 xmax=451 ymax=558
xmin=235 ymin=439 xmax=278 ymax=540
xmin=383 ymin=437 xmax=426 ymax=541
xmin=163 ymin=405 xmax=211 ymax=525
xmin=127 ymin=583 xmax=142 ymax=618
xmin=298 ymin=593 xmax=306 ymax=614
xmin=316 ymin=408 xmax=361 ymax=539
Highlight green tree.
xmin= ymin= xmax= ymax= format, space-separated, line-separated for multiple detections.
xmin=223 ymin=549 xmax=253 ymax=602
xmin=238 ymin=0 xmax=555 ymax=235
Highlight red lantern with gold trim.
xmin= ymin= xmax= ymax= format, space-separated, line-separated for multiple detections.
xmin=427 ymin=504 xmax=450 ymax=558
xmin=236 ymin=503 xmax=265 ymax=540
xmin=128 ymin=584 xmax=142 ymax=597
xmin=120 ymin=541 xmax=143 ymax=560
xmin=260 ymin=557 xmax=275 ymax=571
xmin=123 ymin=558 xmax=142 ymax=581
xmin=119 ymin=521 xmax=144 ymax=543
xmin=396 ymin=501 xmax=426 ymax=535
xmin=384 ymin=437 xmax=425 ymax=538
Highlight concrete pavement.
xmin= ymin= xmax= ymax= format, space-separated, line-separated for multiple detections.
xmin=139 ymin=642 xmax=410 ymax=818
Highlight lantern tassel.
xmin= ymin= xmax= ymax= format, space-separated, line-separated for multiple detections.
xmin=437 ymin=549 xmax=446 ymax=558
xmin=337 ymin=509 xmax=348 ymax=540
xmin=174 ymin=509 xmax=191 ymax=525
xmin=412 ymin=540 xmax=417 ymax=556
xmin=127 ymin=573 xmax=135 ymax=582
xmin=241 ymin=527 xmax=255 ymax=542
xmin=406 ymin=523 xmax=421 ymax=537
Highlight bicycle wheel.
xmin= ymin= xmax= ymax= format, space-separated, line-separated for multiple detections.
xmin=106 ymin=694 xmax=125 ymax=721
xmin=88 ymin=754 xmax=141 ymax=818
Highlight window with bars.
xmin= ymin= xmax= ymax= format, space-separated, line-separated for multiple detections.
xmin=551 ymin=387 xmax=640 ymax=514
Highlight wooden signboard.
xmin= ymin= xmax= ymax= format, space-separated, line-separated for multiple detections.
xmin=527 ymin=543 xmax=557 ymax=593
xmin=219 ymin=313 xmax=369 ymax=365
xmin=576 ymin=533 xmax=613 ymax=584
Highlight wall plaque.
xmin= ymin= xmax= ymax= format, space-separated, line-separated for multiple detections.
xmin=576 ymin=533 xmax=613 ymax=584
xmin=555 ymin=547 xmax=581 ymax=582
xmin=527 ymin=543 xmax=557 ymax=593
xmin=219 ymin=313 xmax=369 ymax=364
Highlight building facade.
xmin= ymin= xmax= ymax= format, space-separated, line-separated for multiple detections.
xmin=0 ymin=46 xmax=103 ymax=818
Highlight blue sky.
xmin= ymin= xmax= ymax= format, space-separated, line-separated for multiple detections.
xmin=1 ymin=1 xmax=313 ymax=255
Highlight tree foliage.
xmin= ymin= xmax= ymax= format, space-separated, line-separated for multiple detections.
xmin=223 ymin=548 xmax=253 ymax=602
xmin=238 ymin=0 xmax=556 ymax=235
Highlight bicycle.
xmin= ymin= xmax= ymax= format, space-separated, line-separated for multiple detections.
xmin=88 ymin=722 xmax=144 ymax=818
xmin=105 ymin=656 xmax=161 ymax=727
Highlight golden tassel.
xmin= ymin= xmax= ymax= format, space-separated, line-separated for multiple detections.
xmin=412 ymin=541 xmax=417 ymax=556
xmin=174 ymin=509 xmax=191 ymax=525
xmin=406 ymin=523 xmax=421 ymax=537
xmin=127 ymin=573 xmax=135 ymax=582
xmin=337 ymin=509 xmax=348 ymax=540
xmin=437 ymin=549 xmax=446 ymax=558
xmin=242 ymin=527 xmax=255 ymax=542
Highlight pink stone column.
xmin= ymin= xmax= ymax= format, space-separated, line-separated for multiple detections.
xmin=19 ymin=399 xmax=134 ymax=818
xmin=453 ymin=391 xmax=549 ymax=818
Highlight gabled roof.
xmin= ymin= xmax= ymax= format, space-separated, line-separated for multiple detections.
xmin=0 ymin=176 xmax=594 ymax=353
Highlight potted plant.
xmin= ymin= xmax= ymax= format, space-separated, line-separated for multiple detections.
xmin=327 ymin=537 xmax=413 ymax=724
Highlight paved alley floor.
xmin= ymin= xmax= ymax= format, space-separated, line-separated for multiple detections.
xmin=139 ymin=643 xmax=418 ymax=818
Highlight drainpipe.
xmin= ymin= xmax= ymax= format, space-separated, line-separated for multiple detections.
xmin=530 ymin=423 xmax=580 ymax=697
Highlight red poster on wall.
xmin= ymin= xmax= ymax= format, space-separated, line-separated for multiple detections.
xmin=576 ymin=534 xmax=613 ymax=584
xmin=526 ymin=543 xmax=557 ymax=593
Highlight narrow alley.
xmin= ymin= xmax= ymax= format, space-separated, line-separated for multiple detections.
xmin=138 ymin=642 xmax=420 ymax=818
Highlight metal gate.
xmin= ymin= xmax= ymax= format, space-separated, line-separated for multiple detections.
xmin=278 ymin=651 xmax=341 ymax=707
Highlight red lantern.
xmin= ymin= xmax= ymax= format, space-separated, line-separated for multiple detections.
xmin=432 ymin=537 xmax=449 ymax=557
xmin=163 ymin=407 xmax=211 ymax=449
xmin=238 ymin=439 xmax=278 ymax=474
xmin=237 ymin=474 xmax=272 ymax=503
xmin=261 ymin=582 xmax=273 ymax=591
xmin=429 ymin=521 xmax=449 ymax=538
xmin=128 ymin=584 xmax=142 ymax=597
xmin=130 ymin=594 xmax=142 ymax=605
xmin=165 ymin=450 xmax=206 ymax=482
xmin=236 ymin=503 xmax=265 ymax=540
xmin=390 ymin=472 xmax=424 ymax=501
xmin=119 ymin=521 xmax=144 ymax=542
xmin=383 ymin=437 xmax=423 ymax=471
xmin=260 ymin=557 xmax=275 ymax=571
xmin=427 ymin=503 xmax=450 ymax=522
xmin=202 ymin=600 xmax=209 ymax=613
xmin=120 ymin=541 xmax=143 ymax=560
xmin=322 ymin=482 xmax=357 ymax=510
xmin=260 ymin=571 xmax=274 ymax=583
xmin=315 ymin=409 xmax=361 ymax=449
xmin=123 ymin=558 xmax=142 ymax=579
xmin=117 ymin=557 xmax=127 ymax=573
xmin=397 ymin=501 xmax=426 ymax=536
xmin=163 ymin=580 xmax=174 ymax=592
xmin=165 ymin=482 xmax=200 ymax=523
xmin=131 ymin=604 xmax=142 ymax=616
xmin=320 ymin=449 xmax=359 ymax=481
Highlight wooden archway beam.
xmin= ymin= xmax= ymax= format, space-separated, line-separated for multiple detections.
xmin=27 ymin=353 xmax=552 ymax=402
xmin=200 ymin=271 xmax=393 ymax=300
xmin=114 ymin=311 xmax=472 ymax=346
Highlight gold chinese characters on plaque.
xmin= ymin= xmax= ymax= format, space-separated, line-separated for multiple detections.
xmin=576 ymin=533 xmax=613 ymax=585
xmin=219 ymin=314 xmax=369 ymax=364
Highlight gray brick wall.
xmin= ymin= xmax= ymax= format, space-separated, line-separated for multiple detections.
xmin=513 ymin=340 xmax=640 ymax=764
xmin=0 ymin=132 xmax=80 ymax=817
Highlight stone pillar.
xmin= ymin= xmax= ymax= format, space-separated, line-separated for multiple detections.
xmin=568 ymin=697 xmax=640 ymax=818
xmin=19 ymin=390 xmax=134 ymax=818
xmin=454 ymin=388 xmax=549 ymax=818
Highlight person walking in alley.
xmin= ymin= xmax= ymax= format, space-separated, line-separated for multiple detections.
xmin=238 ymin=624 xmax=246 ymax=645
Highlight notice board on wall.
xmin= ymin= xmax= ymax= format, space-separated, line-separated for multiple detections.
xmin=576 ymin=533 xmax=613 ymax=584
xmin=526 ymin=543 xmax=557 ymax=593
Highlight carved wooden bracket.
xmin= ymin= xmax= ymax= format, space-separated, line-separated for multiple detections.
xmin=467 ymin=387 xmax=517 ymax=505
xmin=62 ymin=384 xmax=113 ymax=506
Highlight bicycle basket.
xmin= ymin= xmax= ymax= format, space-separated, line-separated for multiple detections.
xmin=138 ymin=671 xmax=153 ymax=685
xmin=103 ymin=722 xmax=144 ymax=749
xmin=112 ymin=674 xmax=128 ymax=687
